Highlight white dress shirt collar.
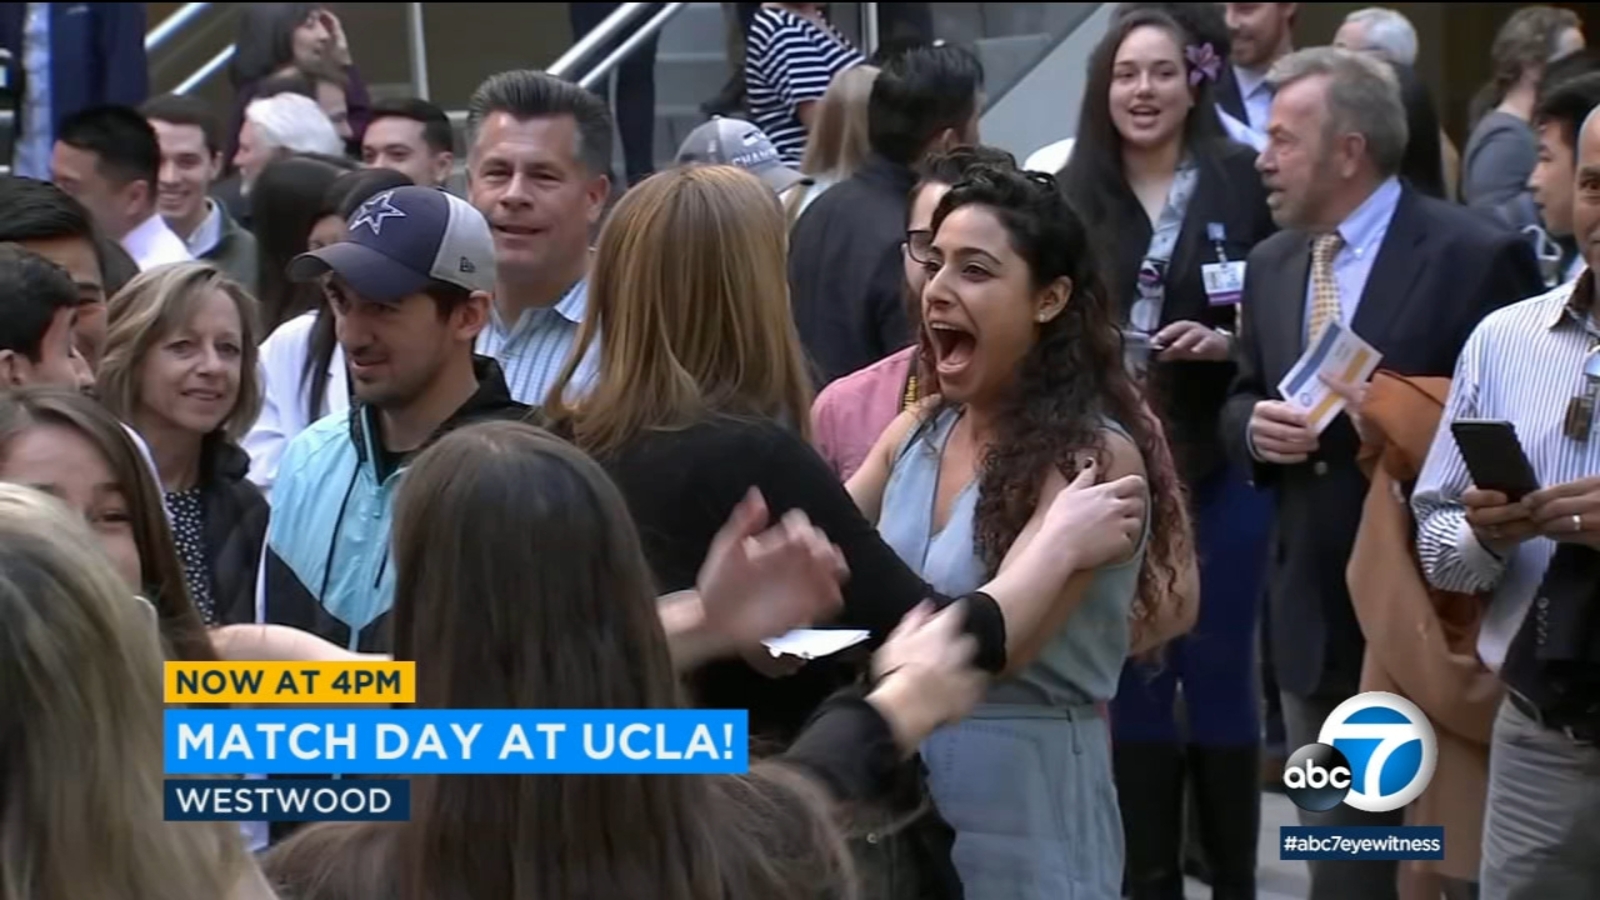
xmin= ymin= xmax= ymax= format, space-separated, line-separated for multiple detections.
xmin=184 ymin=199 xmax=225 ymax=259
xmin=122 ymin=212 xmax=194 ymax=271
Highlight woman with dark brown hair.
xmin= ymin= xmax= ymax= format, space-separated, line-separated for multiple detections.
xmin=1057 ymin=9 xmax=1271 ymax=896
xmin=0 ymin=386 xmax=366 ymax=668
xmin=849 ymin=163 xmax=1198 ymax=897
xmin=262 ymin=420 xmax=988 ymax=899
xmin=0 ymin=386 xmax=215 ymax=662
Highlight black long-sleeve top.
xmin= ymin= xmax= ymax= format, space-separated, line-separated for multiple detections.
xmin=593 ymin=414 xmax=1006 ymax=746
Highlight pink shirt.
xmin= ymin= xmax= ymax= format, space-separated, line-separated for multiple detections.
xmin=810 ymin=346 xmax=916 ymax=481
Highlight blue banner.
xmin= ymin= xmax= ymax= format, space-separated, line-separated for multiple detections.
xmin=164 ymin=709 xmax=749 ymax=775
xmin=1279 ymin=826 xmax=1445 ymax=860
xmin=164 ymin=778 xmax=411 ymax=821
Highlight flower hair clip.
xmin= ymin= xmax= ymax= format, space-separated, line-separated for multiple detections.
xmin=1186 ymin=42 xmax=1221 ymax=86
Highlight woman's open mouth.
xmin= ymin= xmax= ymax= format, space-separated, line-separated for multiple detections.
xmin=928 ymin=322 xmax=977 ymax=375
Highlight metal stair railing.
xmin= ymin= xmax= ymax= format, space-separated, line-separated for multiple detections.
xmin=162 ymin=2 xmax=433 ymax=98
xmin=146 ymin=2 xmax=214 ymax=53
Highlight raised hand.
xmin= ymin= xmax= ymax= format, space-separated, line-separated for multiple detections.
xmin=695 ymin=488 xmax=848 ymax=652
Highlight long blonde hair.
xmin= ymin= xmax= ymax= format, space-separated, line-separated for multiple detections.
xmin=799 ymin=65 xmax=878 ymax=178
xmin=97 ymin=262 xmax=263 ymax=444
xmin=786 ymin=65 xmax=879 ymax=223
xmin=545 ymin=165 xmax=815 ymax=457
xmin=0 ymin=484 xmax=250 ymax=900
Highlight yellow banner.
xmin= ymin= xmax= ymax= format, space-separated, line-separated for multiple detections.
xmin=165 ymin=662 xmax=415 ymax=704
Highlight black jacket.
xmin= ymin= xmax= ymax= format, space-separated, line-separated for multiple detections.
xmin=788 ymin=154 xmax=918 ymax=388
xmin=202 ymin=437 xmax=269 ymax=626
xmin=1104 ymin=140 xmax=1276 ymax=486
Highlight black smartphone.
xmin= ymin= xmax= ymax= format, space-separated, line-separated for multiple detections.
xmin=1450 ymin=419 xmax=1541 ymax=501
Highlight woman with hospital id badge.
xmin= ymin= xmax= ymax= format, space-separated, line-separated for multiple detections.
xmin=1056 ymin=7 xmax=1279 ymax=897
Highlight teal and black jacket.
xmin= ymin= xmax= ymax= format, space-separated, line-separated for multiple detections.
xmin=256 ymin=356 xmax=527 ymax=652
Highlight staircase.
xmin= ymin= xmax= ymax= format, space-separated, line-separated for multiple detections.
xmin=651 ymin=3 xmax=729 ymax=172
xmin=144 ymin=3 xmax=1104 ymax=182
xmin=645 ymin=2 xmax=1098 ymax=174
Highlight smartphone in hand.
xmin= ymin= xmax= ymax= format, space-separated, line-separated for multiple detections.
xmin=1450 ymin=419 xmax=1540 ymax=501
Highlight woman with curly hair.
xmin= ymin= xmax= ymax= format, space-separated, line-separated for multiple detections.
xmin=847 ymin=162 xmax=1197 ymax=899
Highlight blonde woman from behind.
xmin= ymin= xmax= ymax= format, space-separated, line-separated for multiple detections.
xmin=0 ymin=483 xmax=277 ymax=900
xmin=786 ymin=64 xmax=879 ymax=225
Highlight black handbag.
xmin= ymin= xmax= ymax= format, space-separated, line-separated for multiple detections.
xmin=839 ymin=754 xmax=964 ymax=900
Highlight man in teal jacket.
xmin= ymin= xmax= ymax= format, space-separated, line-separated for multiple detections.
xmin=257 ymin=185 xmax=525 ymax=652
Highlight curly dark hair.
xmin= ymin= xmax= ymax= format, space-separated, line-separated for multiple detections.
xmin=922 ymin=165 xmax=1190 ymax=632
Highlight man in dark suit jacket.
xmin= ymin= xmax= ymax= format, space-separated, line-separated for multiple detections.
xmin=1220 ymin=48 xmax=1543 ymax=900
xmin=0 ymin=3 xmax=147 ymax=178
xmin=788 ymin=43 xmax=982 ymax=389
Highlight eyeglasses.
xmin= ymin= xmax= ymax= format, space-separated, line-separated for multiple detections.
xmin=904 ymin=229 xmax=935 ymax=265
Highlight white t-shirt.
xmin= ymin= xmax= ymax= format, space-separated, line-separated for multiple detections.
xmin=243 ymin=312 xmax=350 ymax=498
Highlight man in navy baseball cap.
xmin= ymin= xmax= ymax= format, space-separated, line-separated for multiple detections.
xmin=289 ymin=185 xmax=497 ymax=303
xmin=262 ymin=185 xmax=527 ymax=656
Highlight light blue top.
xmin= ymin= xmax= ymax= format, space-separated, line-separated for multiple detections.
xmin=474 ymin=278 xmax=597 ymax=407
xmin=877 ymin=407 xmax=1148 ymax=707
xmin=1303 ymin=176 xmax=1403 ymax=342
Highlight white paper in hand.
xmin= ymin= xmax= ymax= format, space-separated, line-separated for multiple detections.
xmin=762 ymin=628 xmax=870 ymax=660
xmin=1276 ymin=320 xmax=1382 ymax=434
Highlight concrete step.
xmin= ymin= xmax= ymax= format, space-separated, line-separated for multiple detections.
xmin=656 ymin=2 xmax=729 ymax=57
xmin=653 ymin=102 xmax=712 ymax=165
xmin=973 ymin=33 xmax=1055 ymax=103
xmin=653 ymin=50 xmax=732 ymax=110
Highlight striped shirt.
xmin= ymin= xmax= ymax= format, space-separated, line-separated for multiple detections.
xmin=745 ymin=7 xmax=863 ymax=166
xmin=475 ymin=278 xmax=598 ymax=407
xmin=1412 ymin=274 xmax=1600 ymax=670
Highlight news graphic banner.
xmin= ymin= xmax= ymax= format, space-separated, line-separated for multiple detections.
xmin=1280 ymin=827 xmax=1445 ymax=861
xmin=165 ymin=779 xmax=412 ymax=822
xmin=166 ymin=661 xmax=417 ymax=703
xmin=163 ymin=662 xmax=750 ymax=821
xmin=166 ymin=709 xmax=750 ymax=775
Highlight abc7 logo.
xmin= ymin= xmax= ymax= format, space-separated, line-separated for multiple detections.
xmin=1282 ymin=692 xmax=1437 ymax=813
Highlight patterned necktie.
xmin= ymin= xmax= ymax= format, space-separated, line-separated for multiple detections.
xmin=1308 ymin=232 xmax=1346 ymax=344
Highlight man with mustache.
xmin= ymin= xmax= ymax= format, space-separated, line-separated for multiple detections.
xmin=1221 ymin=47 xmax=1542 ymax=900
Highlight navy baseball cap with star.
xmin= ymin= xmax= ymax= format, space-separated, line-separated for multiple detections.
xmin=287 ymin=186 xmax=496 ymax=303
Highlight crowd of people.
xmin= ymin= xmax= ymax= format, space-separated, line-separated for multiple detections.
xmin=1 ymin=2 xmax=1599 ymax=899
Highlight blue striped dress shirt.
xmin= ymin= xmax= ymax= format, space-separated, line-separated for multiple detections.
xmin=475 ymin=278 xmax=598 ymax=407
xmin=1412 ymin=274 xmax=1600 ymax=671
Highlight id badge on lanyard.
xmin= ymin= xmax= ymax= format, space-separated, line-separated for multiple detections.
xmin=1201 ymin=222 xmax=1245 ymax=307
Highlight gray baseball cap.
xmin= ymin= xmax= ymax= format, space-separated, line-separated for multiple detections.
xmin=676 ymin=117 xmax=808 ymax=195
xmin=287 ymin=186 xmax=496 ymax=303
